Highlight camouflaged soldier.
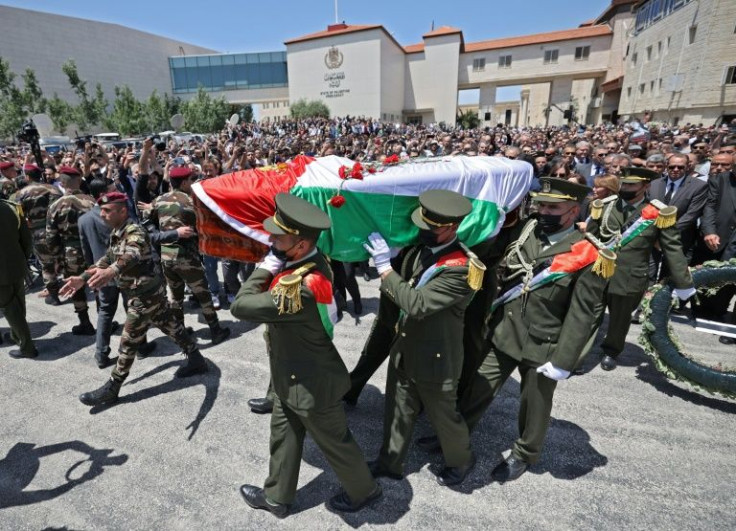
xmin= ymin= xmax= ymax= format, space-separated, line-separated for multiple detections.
xmin=146 ymin=165 xmax=230 ymax=344
xmin=46 ymin=166 xmax=96 ymax=334
xmin=15 ymin=164 xmax=63 ymax=304
xmin=60 ymin=192 xmax=210 ymax=406
xmin=0 ymin=161 xmax=19 ymax=200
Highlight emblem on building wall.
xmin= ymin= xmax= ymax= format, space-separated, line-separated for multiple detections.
xmin=325 ymin=46 xmax=344 ymax=69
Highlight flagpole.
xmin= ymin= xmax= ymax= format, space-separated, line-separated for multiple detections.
xmin=334 ymin=0 xmax=339 ymax=23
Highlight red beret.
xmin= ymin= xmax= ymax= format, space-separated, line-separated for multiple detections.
xmin=97 ymin=191 xmax=128 ymax=205
xmin=0 ymin=161 xmax=15 ymax=170
xmin=169 ymin=166 xmax=192 ymax=179
xmin=58 ymin=165 xmax=81 ymax=176
xmin=23 ymin=163 xmax=42 ymax=173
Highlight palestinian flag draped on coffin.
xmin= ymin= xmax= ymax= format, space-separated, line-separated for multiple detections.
xmin=192 ymin=154 xmax=533 ymax=262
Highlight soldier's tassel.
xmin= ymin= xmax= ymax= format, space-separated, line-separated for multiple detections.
xmin=592 ymin=248 xmax=617 ymax=279
xmin=466 ymin=257 xmax=486 ymax=290
xmin=590 ymin=199 xmax=603 ymax=220
xmin=271 ymin=274 xmax=303 ymax=314
xmin=655 ymin=205 xmax=677 ymax=229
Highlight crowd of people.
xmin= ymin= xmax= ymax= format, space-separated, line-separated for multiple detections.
xmin=1 ymin=114 xmax=735 ymax=516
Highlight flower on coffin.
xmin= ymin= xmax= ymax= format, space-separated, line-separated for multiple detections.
xmin=367 ymin=166 xmax=377 ymax=174
xmin=338 ymin=165 xmax=349 ymax=179
xmin=384 ymin=154 xmax=400 ymax=165
xmin=350 ymin=162 xmax=364 ymax=180
xmin=328 ymin=194 xmax=346 ymax=208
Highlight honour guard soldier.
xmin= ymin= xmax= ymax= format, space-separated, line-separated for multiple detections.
xmin=0 ymin=160 xmax=18 ymax=200
xmin=60 ymin=192 xmax=210 ymax=406
xmin=231 ymin=193 xmax=382 ymax=517
xmin=146 ymin=165 xmax=230 ymax=344
xmin=361 ymin=190 xmax=481 ymax=486
xmin=46 ymin=166 xmax=96 ymax=334
xmin=1 ymin=197 xmax=38 ymax=358
xmin=586 ymin=167 xmax=695 ymax=371
xmin=445 ymin=178 xmax=614 ymax=482
xmin=15 ymin=164 xmax=63 ymax=305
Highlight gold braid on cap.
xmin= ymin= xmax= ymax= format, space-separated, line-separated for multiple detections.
xmin=420 ymin=209 xmax=456 ymax=227
xmin=271 ymin=262 xmax=315 ymax=314
xmin=271 ymin=214 xmax=300 ymax=235
xmin=533 ymin=192 xmax=577 ymax=201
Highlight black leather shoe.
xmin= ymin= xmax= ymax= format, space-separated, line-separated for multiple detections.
xmin=174 ymin=350 xmax=208 ymax=378
xmin=491 ymin=455 xmax=528 ymax=483
xmin=248 ymin=397 xmax=274 ymax=414
xmin=718 ymin=336 xmax=736 ymax=345
xmin=45 ymin=293 xmax=62 ymax=306
xmin=328 ymin=484 xmax=382 ymax=513
xmin=210 ymin=324 xmax=231 ymax=345
xmin=239 ymin=484 xmax=288 ymax=518
xmin=72 ymin=322 xmax=96 ymax=336
xmin=416 ymin=435 xmax=442 ymax=453
xmin=137 ymin=341 xmax=157 ymax=359
xmin=437 ymin=453 xmax=476 ymax=486
xmin=9 ymin=348 xmax=38 ymax=359
xmin=79 ymin=379 xmax=121 ymax=406
xmin=367 ymin=460 xmax=403 ymax=480
xmin=600 ymin=355 xmax=617 ymax=371
xmin=353 ymin=300 xmax=363 ymax=315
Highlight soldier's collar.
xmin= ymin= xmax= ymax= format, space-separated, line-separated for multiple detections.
xmin=285 ymin=248 xmax=318 ymax=269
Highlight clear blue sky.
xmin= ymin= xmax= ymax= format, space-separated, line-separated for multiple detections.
xmin=2 ymin=0 xmax=610 ymax=102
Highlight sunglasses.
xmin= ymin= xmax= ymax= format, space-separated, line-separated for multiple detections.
xmin=667 ymin=165 xmax=686 ymax=170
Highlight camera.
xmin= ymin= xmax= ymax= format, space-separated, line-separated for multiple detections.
xmin=17 ymin=120 xmax=40 ymax=144
xmin=148 ymin=135 xmax=167 ymax=152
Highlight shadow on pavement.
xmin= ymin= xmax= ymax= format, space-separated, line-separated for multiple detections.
xmin=635 ymin=362 xmax=736 ymax=414
xmin=89 ymin=359 xmax=221 ymax=440
xmin=33 ymin=330 xmax=96 ymax=361
xmin=0 ymin=441 xmax=128 ymax=509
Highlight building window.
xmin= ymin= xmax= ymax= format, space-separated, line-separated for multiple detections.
xmin=646 ymin=45 xmax=652 ymax=61
xmin=689 ymin=25 xmax=697 ymax=44
xmin=631 ymin=52 xmax=638 ymax=66
xmin=650 ymin=80 xmax=655 ymax=92
xmin=472 ymin=58 xmax=486 ymax=71
xmin=657 ymin=41 xmax=662 ymax=56
xmin=639 ymin=83 xmax=645 ymax=94
xmin=543 ymin=49 xmax=559 ymax=64
xmin=627 ymin=87 xmax=632 ymax=99
xmin=575 ymin=46 xmax=590 ymax=61
xmin=498 ymin=55 xmax=512 ymax=68
xmin=263 ymin=102 xmax=269 ymax=109
xmin=724 ymin=66 xmax=736 ymax=85
xmin=667 ymin=36 xmax=671 ymax=50
xmin=659 ymin=78 xmax=663 ymax=89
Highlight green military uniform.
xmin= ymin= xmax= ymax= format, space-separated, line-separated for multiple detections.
xmin=78 ymin=192 xmax=208 ymax=406
xmin=459 ymin=179 xmax=610 ymax=469
xmin=370 ymin=191 xmax=477 ymax=480
xmin=147 ymin=173 xmax=227 ymax=343
xmin=0 ymin=199 xmax=36 ymax=357
xmin=230 ymin=193 xmax=377 ymax=507
xmin=46 ymin=187 xmax=95 ymax=321
xmin=585 ymin=167 xmax=694 ymax=368
xmin=16 ymin=181 xmax=63 ymax=293
xmin=0 ymin=176 xmax=17 ymax=200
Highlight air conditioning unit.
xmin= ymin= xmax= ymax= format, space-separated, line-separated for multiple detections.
xmin=591 ymin=97 xmax=602 ymax=108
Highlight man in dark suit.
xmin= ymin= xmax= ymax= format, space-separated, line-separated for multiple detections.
xmin=697 ymin=153 xmax=736 ymax=341
xmin=648 ymin=153 xmax=707 ymax=272
xmin=0 ymin=198 xmax=37 ymax=359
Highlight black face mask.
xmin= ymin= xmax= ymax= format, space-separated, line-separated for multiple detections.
xmin=538 ymin=213 xmax=565 ymax=234
xmin=271 ymin=241 xmax=298 ymax=261
xmin=418 ymin=228 xmax=440 ymax=247
xmin=619 ymin=190 xmax=638 ymax=201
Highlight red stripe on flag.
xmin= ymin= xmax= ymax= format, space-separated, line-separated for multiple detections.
xmin=549 ymin=240 xmax=599 ymax=273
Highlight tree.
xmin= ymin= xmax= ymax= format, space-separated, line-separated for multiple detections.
xmin=290 ymin=98 xmax=330 ymax=119
xmin=47 ymin=94 xmax=73 ymax=134
xmin=105 ymin=85 xmax=146 ymax=137
xmin=61 ymin=59 xmax=108 ymax=131
xmin=0 ymin=58 xmax=49 ymax=139
xmin=457 ymin=109 xmax=480 ymax=130
xmin=180 ymin=87 xmax=230 ymax=133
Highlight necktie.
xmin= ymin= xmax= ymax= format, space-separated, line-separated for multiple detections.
xmin=623 ymin=204 xmax=635 ymax=218
xmin=664 ymin=182 xmax=675 ymax=205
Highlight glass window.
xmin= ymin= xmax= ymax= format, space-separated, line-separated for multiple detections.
xmin=498 ymin=55 xmax=512 ymax=68
xmin=543 ymin=49 xmax=559 ymax=64
xmin=575 ymin=46 xmax=590 ymax=61
xmin=185 ymin=56 xmax=197 ymax=67
xmin=172 ymin=68 xmax=188 ymax=91
xmin=472 ymin=58 xmax=486 ymax=71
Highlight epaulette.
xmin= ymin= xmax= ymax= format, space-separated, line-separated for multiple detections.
xmin=648 ymin=199 xmax=677 ymax=229
xmin=458 ymin=242 xmax=486 ymax=291
xmin=585 ymin=232 xmax=617 ymax=279
xmin=271 ymin=262 xmax=316 ymax=314
xmin=590 ymin=194 xmax=618 ymax=220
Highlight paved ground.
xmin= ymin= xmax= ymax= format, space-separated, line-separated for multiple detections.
xmin=1 ymin=276 xmax=735 ymax=530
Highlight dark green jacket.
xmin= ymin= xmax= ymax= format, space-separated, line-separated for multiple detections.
xmin=230 ymin=251 xmax=349 ymax=411
xmin=587 ymin=197 xmax=692 ymax=296
xmin=381 ymin=242 xmax=474 ymax=387
xmin=488 ymin=220 xmax=607 ymax=372
xmin=0 ymin=200 xmax=32 ymax=285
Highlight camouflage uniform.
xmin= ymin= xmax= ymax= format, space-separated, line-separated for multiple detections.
xmin=46 ymin=189 xmax=95 ymax=313
xmin=83 ymin=218 xmax=199 ymax=381
xmin=16 ymin=182 xmax=63 ymax=291
xmin=147 ymin=190 xmax=219 ymax=326
xmin=0 ymin=176 xmax=17 ymax=200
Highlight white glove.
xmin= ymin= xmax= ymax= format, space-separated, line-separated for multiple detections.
xmin=257 ymin=250 xmax=285 ymax=276
xmin=536 ymin=362 xmax=570 ymax=381
xmin=673 ymin=286 xmax=697 ymax=301
xmin=363 ymin=232 xmax=392 ymax=274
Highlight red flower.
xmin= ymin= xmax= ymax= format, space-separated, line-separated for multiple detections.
xmin=351 ymin=167 xmax=364 ymax=180
xmin=329 ymin=195 xmax=346 ymax=208
xmin=384 ymin=154 xmax=400 ymax=165
xmin=367 ymin=167 xmax=377 ymax=174
xmin=338 ymin=166 xmax=348 ymax=179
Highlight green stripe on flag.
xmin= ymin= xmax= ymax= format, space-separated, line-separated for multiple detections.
xmin=317 ymin=303 xmax=334 ymax=339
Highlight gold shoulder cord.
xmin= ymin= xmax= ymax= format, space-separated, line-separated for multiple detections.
xmin=585 ymin=232 xmax=617 ymax=279
xmin=649 ymin=199 xmax=677 ymax=229
xmin=271 ymin=262 xmax=316 ymax=314
xmin=458 ymin=242 xmax=486 ymax=291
